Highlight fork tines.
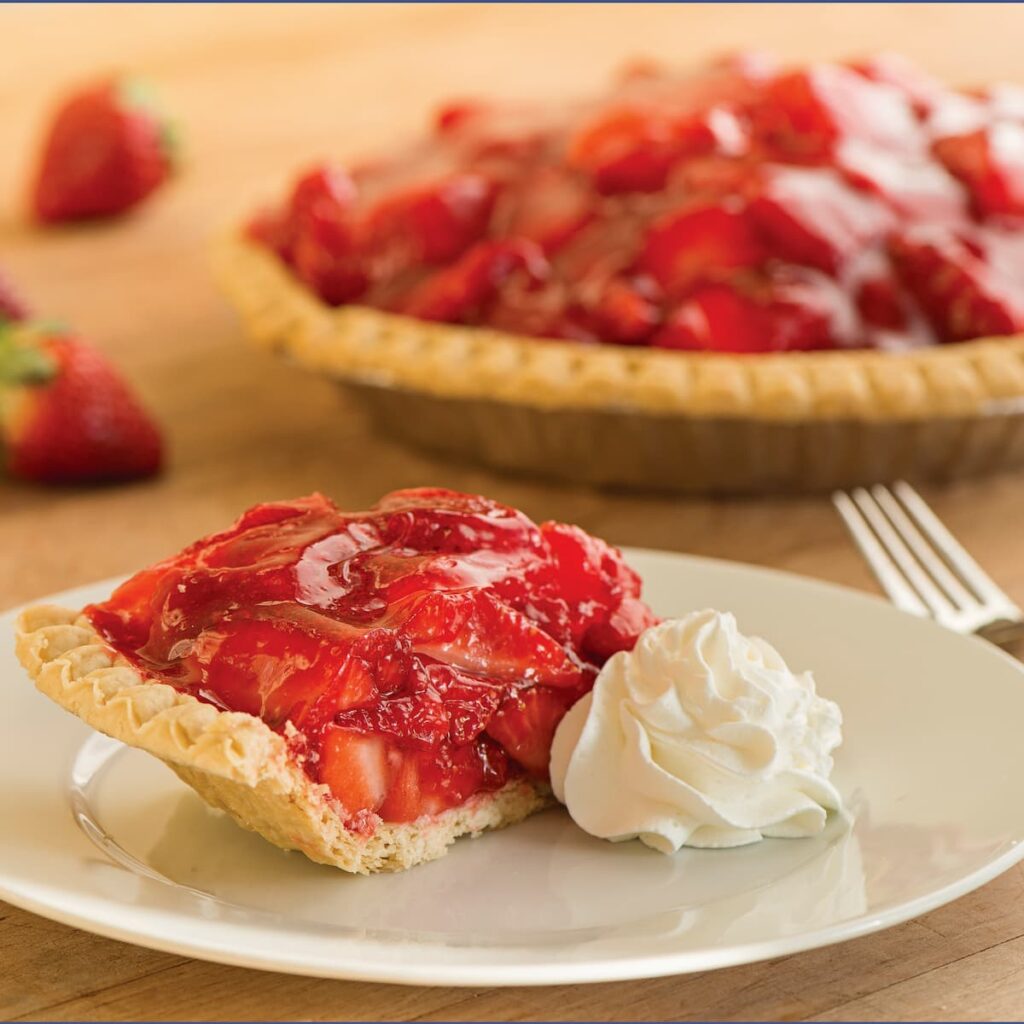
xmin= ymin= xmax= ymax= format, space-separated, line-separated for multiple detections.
xmin=833 ymin=481 xmax=1024 ymax=645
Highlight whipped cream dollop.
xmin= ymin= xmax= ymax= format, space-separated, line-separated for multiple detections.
xmin=550 ymin=610 xmax=844 ymax=853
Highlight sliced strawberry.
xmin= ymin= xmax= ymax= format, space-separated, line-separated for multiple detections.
xmin=432 ymin=737 xmax=512 ymax=801
xmin=1 ymin=329 xmax=162 ymax=484
xmin=540 ymin=521 xmax=657 ymax=658
xmin=567 ymin=106 xmax=673 ymax=193
xmin=486 ymin=685 xmax=582 ymax=778
xmin=567 ymin=105 xmax=718 ymax=193
xmin=291 ymin=205 xmax=368 ymax=306
xmin=669 ymin=155 xmax=762 ymax=201
xmin=377 ymin=750 xmax=425 ymax=822
xmin=761 ymin=269 xmax=857 ymax=351
xmin=32 ymin=76 xmax=175 ymax=222
xmin=429 ymin=666 xmax=507 ymax=745
xmin=640 ymin=202 xmax=765 ymax=295
xmin=856 ymin=274 xmax=909 ymax=330
xmin=933 ymin=124 xmax=1024 ymax=219
xmin=378 ymin=487 xmax=545 ymax=554
xmin=499 ymin=166 xmax=594 ymax=254
xmin=227 ymin=495 xmax=328 ymax=534
xmin=334 ymin=671 xmax=449 ymax=750
xmin=484 ymin=277 xmax=577 ymax=340
xmin=319 ymin=728 xmax=389 ymax=816
xmin=323 ymin=630 xmax=404 ymax=712
xmin=361 ymin=172 xmax=498 ymax=268
xmin=175 ymin=611 xmax=365 ymax=727
xmin=590 ymin=276 xmax=662 ymax=345
xmin=401 ymin=590 xmax=582 ymax=688
xmin=399 ymin=239 xmax=548 ymax=322
xmin=332 ymin=656 xmax=507 ymax=753
xmin=652 ymin=284 xmax=767 ymax=353
xmin=652 ymin=272 xmax=852 ymax=354
xmin=890 ymin=227 xmax=1024 ymax=341
xmin=281 ymin=164 xmax=368 ymax=304
xmin=289 ymin=164 xmax=357 ymax=224
xmin=752 ymin=64 xmax=918 ymax=162
xmin=748 ymin=167 xmax=894 ymax=273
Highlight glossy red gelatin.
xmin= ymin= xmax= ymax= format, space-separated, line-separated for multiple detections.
xmin=248 ymin=53 xmax=1024 ymax=352
xmin=85 ymin=490 xmax=657 ymax=828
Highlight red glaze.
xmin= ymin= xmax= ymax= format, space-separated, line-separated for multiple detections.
xmin=85 ymin=490 xmax=657 ymax=827
xmin=249 ymin=54 xmax=1024 ymax=352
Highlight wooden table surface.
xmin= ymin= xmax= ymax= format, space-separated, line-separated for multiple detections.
xmin=4 ymin=5 xmax=1024 ymax=1020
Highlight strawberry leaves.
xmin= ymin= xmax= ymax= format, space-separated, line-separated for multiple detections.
xmin=0 ymin=325 xmax=57 ymax=387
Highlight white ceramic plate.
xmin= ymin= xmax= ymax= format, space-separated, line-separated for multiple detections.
xmin=3 ymin=552 xmax=1024 ymax=987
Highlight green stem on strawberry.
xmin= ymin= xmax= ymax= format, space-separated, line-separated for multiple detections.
xmin=0 ymin=326 xmax=56 ymax=387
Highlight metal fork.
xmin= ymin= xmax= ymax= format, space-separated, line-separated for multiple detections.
xmin=833 ymin=481 xmax=1024 ymax=648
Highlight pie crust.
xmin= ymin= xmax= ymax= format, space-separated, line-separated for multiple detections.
xmin=15 ymin=604 xmax=550 ymax=874
xmin=214 ymin=232 xmax=1024 ymax=423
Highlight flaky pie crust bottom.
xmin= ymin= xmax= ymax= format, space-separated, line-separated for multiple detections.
xmin=15 ymin=604 xmax=551 ymax=874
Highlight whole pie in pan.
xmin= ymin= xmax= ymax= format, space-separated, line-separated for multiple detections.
xmin=215 ymin=53 xmax=1024 ymax=492
xmin=15 ymin=489 xmax=656 ymax=872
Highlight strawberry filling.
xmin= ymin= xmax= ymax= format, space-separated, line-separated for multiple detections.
xmin=248 ymin=54 xmax=1024 ymax=352
xmin=85 ymin=489 xmax=657 ymax=829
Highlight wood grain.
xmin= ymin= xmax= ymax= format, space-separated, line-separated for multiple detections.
xmin=3 ymin=5 xmax=1024 ymax=1020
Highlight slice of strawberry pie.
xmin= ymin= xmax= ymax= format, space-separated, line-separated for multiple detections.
xmin=15 ymin=488 xmax=656 ymax=872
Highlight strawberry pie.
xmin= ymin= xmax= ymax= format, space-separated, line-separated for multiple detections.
xmin=15 ymin=489 xmax=656 ymax=872
xmin=216 ymin=55 xmax=1024 ymax=492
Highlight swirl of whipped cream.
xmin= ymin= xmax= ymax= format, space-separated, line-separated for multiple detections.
xmin=550 ymin=609 xmax=844 ymax=853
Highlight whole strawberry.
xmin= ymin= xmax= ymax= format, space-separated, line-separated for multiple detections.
xmin=0 ymin=325 xmax=163 ymax=483
xmin=31 ymin=76 xmax=175 ymax=223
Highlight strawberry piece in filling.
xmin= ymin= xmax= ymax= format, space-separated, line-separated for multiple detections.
xmin=85 ymin=490 xmax=658 ymax=829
